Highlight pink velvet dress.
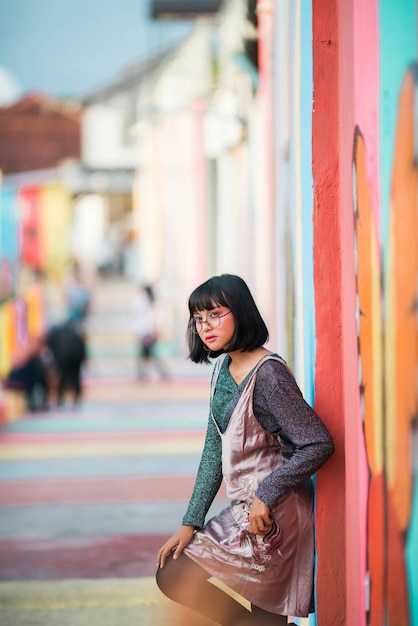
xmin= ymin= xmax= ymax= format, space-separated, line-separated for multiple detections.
xmin=183 ymin=356 xmax=314 ymax=617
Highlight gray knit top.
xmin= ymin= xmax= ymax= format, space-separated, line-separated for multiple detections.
xmin=182 ymin=354 xmax=334 ymax=528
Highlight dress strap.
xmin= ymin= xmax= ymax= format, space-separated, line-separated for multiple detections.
xmin=209 ymin=354 xmax=227 ymax=436
xmin=210 ymin=354 xmax=227 ymax=402
xmin=244 ymin=354 xmax=295 ymax=387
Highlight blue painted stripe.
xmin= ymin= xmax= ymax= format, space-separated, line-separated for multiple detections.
xmin=1 ymin=404 xmax=208 ymax=434
xmin=0 ymin=499 xmax=228 ymax=539
xmin=0 ymin=456 xmax=202 ymax=481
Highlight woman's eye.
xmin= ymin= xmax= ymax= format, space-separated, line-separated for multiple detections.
xmin=194 ymin=317 xmax=203 ymax=323
xmin=209 ymin=312 xmax=220 ymax=319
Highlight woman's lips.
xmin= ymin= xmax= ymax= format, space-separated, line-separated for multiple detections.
xmin=205 ymin=335 xmax=217 ymax=343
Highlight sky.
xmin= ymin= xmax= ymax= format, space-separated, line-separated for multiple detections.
xmin=0 ymin=0 xmax=192 ymax=104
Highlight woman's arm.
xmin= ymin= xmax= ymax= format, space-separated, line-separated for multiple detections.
xmin=254 ymin=359 xmax=335 ymax=507
xmin=158 ymin=413 xmax=223 ymax=567
xmin=182 ymin=413 xmax=223 ymax=528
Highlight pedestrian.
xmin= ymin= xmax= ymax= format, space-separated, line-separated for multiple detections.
xmin=131 ymin=284 xmax=165 ymax=379
xmin=156 ymin=274 xmax=334 ymax=625
xmin=65 ymin=261 xmax=91 ymax=325
xmin=46 ymin=321 xmax=87 ymax=408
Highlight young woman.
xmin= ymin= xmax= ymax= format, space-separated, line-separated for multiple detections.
xmin=156 ymin=274 xmax=334 ymax=625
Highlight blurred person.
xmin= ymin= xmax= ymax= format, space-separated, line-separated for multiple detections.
xmin=65 ymin=260 xmax=91 ymax=324
xmin=156 ymin=274 xmax=334 ymax=625
xmin=121 ymin=230 xmax=138 ymax=282
xmin=4 ymin=334 xmax=48 ymax=411
xmin=96 ymin=230 xmax=120 ymax=277
xmin=131 ymin=283 xmax=166 ymax=379
xmin=46 ymin=320 xmax=87 ymax=408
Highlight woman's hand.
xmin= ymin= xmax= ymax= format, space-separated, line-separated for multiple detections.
xmin=157 ymin=525 xmax=195 ymax=568
xmin=248 ymin=496 xmax=273 ymax=535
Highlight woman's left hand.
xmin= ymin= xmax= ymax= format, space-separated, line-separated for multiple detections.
xmin=248 ymin=496 xmax=273 ymax=535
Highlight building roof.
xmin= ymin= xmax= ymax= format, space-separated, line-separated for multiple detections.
xmin=152 ymin=0 xmax=221 ymax=18
xmin=0 ymin=93 xmax=81 ymax=174
xmin=81 ymin=43 xmax=181 ymax=105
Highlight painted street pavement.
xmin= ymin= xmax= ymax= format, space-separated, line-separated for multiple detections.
xmin=0 ymin=279 xmax=224 ymax=625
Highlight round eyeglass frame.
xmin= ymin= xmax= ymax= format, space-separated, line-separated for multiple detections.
xmin=190 ymin=310 xmax=232 ymax=335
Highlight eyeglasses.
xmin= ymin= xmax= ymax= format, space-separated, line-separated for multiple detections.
xmin=190 ymin=310 xmax=232 ymax=334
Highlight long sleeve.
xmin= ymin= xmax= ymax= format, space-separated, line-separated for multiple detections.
xmin=182 ymin=356 xmax=335 ymax=526
xmin=254 ymin=360 xmax=334 ymax=507
xmin=182 ymin=413 xmax=223 ymax=527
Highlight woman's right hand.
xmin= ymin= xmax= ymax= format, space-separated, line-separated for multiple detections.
xmin=157 ymin=525 xmax=195 ymax=568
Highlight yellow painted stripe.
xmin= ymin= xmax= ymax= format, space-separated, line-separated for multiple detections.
xmin=0 ymin=577 xmax=310 ymax=622
xmin=0 ymin=577 xmax=166 ymax=609
xmin=0 ymin=439 xmax=203 ymax=460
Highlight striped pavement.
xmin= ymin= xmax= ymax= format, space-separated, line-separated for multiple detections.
xmin=0 ymin=278 xmax=229 ymax=625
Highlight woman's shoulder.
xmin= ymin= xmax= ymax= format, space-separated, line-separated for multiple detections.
xmin=259 ymin=352 xmax=288 ymax=369
xmin=255 ymin=355 xmax=303 ymax=403
xmin=257 ymin=353 xmax=295 ymax=382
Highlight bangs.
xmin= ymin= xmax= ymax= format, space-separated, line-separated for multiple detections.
xmin=188 ymin=280 xmax=229 ymax=314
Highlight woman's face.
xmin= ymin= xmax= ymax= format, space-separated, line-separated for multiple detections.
xmin=192 ymin=305 xmax=235 ymax=352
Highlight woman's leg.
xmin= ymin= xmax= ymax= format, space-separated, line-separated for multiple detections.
xmin=251 ymin=604 xmax=289 ymax=625
xmin=156 ymin=553 xmax=252 ymax=625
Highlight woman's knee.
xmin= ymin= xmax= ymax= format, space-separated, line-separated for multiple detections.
xmin=156 ymin=554 xmax=208 ymax=602
xmin=156 ymin=554 xmax=188 ymax=599
xmin=156 ymin=560 xmax=174 ymax=598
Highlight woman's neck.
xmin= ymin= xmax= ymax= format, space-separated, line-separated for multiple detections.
xmin=227 ymin=347 xmax=271 ymax=385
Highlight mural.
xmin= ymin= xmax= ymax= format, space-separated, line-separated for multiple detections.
xmin=354 ymin=65 xmax=418 ymax=626
xmin=0 ymin=187 xmax=19 ymax=302
xmin=0 ymin=182 xmax=71 ymax=418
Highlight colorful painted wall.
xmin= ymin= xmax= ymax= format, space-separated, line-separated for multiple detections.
xmin=353 ymin=1 xmax=417 ymax=622
xmin=308 ymin=0 xmax=418 ymax=624
xmin=0 ymin=182 xmax=72 ymax=422
xmin=273 ymin=0 xmax=417 ymax=624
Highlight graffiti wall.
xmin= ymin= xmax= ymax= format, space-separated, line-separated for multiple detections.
xmin=355 ymin=66 xmax=418 ymax=626
xmin=0 ymin=183 xmax=72 ymax=421
xmin=309 ymin=0 xmax=417 ymax=624
xmin=276 ymin=0 xmax=418 ymax=623
xmin=353 ymin=2 xmax=417 ymax=625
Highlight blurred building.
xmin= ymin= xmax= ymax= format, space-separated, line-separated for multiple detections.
xmin=0 ymin=11 xmax=201 ymax=401
xmin=0 ymin=94 xmax=80 ymax=339
xmin=64 ymin=0 xmax=275 ymax=359
xmin=132 ymin=0 xmax=271 ymax=354
xmin=0 ymin=93 xmax=81 ymax=174
xmin=77 ymin=54 xmax=175 ymax=281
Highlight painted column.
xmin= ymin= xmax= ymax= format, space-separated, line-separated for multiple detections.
xmin=312 ymin=1 xmax=347 ymax=624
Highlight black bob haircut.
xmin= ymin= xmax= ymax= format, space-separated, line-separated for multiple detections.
xmin=187 ymin=274 xmax=269 ymax=364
